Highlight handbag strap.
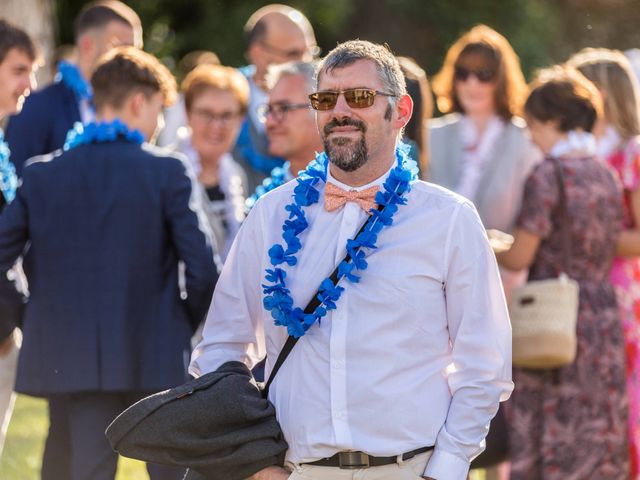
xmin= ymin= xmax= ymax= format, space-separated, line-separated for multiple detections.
xmin=262 ymin=204 xmax=384 ymax=398
xmin=548 ymin=156 xmax=571 ymax=273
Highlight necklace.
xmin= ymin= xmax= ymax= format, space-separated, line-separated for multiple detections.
xmin=246 ymin=162 xmax=292 ymax=211
xmin=0 ymin=130 xmax=17 ymax=204
xmin=63 ymin=119 xmax=144 ymax=151
xmin=55 ymin=61 xmax=92 ymax=101
xmin=262 ymin=143 xmax=418 ymax=337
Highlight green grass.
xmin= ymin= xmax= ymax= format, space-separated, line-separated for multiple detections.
xmin=0 ymin=394 xmax=149 ymax=480
xmin=0 ymin=396 xmax=489 ymax=480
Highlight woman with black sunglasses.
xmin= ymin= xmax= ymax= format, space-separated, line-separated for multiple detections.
xmin=428 ymin=24 xmax=542 ymax=479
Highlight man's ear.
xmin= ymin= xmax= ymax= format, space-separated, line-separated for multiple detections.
xmin=128 ymin=91 xmax=146 ymax=117
xmin=77 ymin=33 xmax=94 ymax=58
xmin=393 ymin=93 xmax=413 ymax=130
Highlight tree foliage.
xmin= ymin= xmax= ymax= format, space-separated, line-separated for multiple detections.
xmin=53 ymin=0 xmax=640 ymax=82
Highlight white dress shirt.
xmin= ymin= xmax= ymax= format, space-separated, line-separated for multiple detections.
xmin=190 ymin=163 xmax=513 ymax=479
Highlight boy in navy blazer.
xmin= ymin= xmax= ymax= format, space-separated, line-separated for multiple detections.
xmin=5 ymin=0 xmax=143 ymax=175
xmin=0 ymin=18 xmax=37 ymax=463
xmin=0 ymin=46 xmax=218 ymax=480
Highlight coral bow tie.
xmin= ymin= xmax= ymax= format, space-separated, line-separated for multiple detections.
xmin=324 ymin=182 xmax=379 ymax=212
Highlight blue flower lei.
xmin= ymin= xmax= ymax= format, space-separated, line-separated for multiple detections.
xmin=63 ymin=119 xmax=145 ymax=151
xmin=0 ymin=130 xmax=17 ymax=204
xmin=245 ymin=162 xmax=293 ymax=211
xmin=262 ymin=142 xmax=418 ymax=338
xmin=55 ymin=61 xmax=92 ymax=101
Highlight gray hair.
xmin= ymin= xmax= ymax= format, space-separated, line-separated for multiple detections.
xmin=316 ymin=40 xmax=407 ymax=101
xmin=266 ymin=60 xmax=318 ymax=93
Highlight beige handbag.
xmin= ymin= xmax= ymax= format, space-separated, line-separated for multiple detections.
xmin=510 ymin=157 xmax=579 ymax=369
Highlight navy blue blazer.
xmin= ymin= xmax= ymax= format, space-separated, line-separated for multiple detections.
xmin=0 ymin=140 xmax=218 ymax=396
xmin=5 ymin=81 xmax=81 ymax=175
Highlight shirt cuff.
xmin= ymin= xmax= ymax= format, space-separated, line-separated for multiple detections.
xmin=423 ymin=448 xmax=470 ymax=480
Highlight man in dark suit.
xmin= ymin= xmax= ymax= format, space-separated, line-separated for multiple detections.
xmin=5 ymin=0 xmax=142 ymax=175
xmin=4 ymin=4 xmax=143 ymax=477
xmin=0 ymin=46 xmax=218 ymax=480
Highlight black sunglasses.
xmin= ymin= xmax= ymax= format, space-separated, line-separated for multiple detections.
xmin=454 ymin=66 xmax=497 ymax=83
xmin=308 ymin=88 xmax=396 ymax=111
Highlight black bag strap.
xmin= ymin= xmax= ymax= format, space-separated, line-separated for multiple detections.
xmin=549 ymin=156 xmax=571 ymax=273
xmin=262 ymin=204 xmax=384 ymax=398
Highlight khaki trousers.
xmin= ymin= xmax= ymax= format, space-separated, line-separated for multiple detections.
xmin=286 ymin=451 xmax=432 ymax=480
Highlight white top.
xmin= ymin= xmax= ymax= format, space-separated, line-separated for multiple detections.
xmin=174 ymin=132 xmax=247 ymax=261
xmin=190 ymin=163 xmax=513 ymax=479
xmin=456 ymin=116 xmax=505 ymax=199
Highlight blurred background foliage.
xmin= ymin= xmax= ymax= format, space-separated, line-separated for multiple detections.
xmin=52 ymin=0 xmax=640 ymax=92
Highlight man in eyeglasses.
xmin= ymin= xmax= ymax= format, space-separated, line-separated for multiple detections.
xmin=262 ymin=61 xmax=322 ymax=181
xmin=191 ymin=40 xmax=512 ymax=480
xmin=236 ymin=4 xmax=319 ymax=193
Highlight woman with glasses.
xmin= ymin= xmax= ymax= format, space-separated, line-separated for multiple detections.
xmin=429 ymin=25 xmax=541 ymax=477
xmin=569 ymin=48 xmax=640 ymax=476
xmin=174 ymin=64 xmax=249 ymax=261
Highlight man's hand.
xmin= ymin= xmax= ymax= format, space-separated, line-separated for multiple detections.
xmin=249 ymin=466 xmax=290 ymax=480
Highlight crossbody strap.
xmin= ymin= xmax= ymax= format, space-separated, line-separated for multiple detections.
xmin=549 ymin=156 xmax=571 ymax=273
xmin=262 ymin=204 xmax=384 ymax=398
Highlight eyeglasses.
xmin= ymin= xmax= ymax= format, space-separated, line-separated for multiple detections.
xmin=190 ymin=108 xmax=242 ymax=126
xmin=308 ymin=88 xmax=396 ymax=111
xmin=258 ymin=102 xmax=310 ymax=122
xmin=258 ymin=40 xmax=320 ymax=60
xmin=454 ymin=66 xmax=496 ymax=83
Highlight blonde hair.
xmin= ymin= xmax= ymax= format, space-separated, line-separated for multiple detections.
xmin=182 ymin=64 xmax=250 ymax=114
xmin=568 ymin=48 xmax=640 ymax=140
xmin=432 ymin=24 xmax=528 ymax=120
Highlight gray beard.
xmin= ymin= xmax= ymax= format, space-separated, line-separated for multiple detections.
xmin=324 ymin=135 xmax=368 ymax=172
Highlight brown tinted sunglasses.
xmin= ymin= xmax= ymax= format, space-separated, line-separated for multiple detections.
xmin=309 ymin=88 xmax=396 ymax=111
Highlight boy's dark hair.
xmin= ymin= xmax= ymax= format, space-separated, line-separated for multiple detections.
xmin=525 ymin=66 xmax=602 ymax=133
xmin=91 ymin=46 xmax=176 ymax=111
xmin=0 ymin=19 xmax=37 ymax=65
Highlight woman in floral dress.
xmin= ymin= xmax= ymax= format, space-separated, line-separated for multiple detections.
xmin=491 ymin=66 xmax=628 ymax=479
xmin=571 ymin=48 xmax=640 ymax=478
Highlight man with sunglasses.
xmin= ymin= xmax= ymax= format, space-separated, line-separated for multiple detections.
xmin=236 ymin=4 xmax=319 ymax=193
xmin=191 ymin=40 xmax=512 ymax=480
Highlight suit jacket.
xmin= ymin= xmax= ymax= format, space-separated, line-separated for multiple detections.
xmin=428 ymin=113 xmax=542 ymax=232
xmin=0 ymin=140 xmax=218 ymax=396
xmin=5 ymin=81 xmax=81 ymax=175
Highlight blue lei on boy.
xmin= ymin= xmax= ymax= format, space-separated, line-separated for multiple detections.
xmin=0 ymin=131 xmax=17 ymax=203
xmin=262 ymin=142 xmax=418 ymax=338
xmin=63 ymin=119 xmax=144 ymax=151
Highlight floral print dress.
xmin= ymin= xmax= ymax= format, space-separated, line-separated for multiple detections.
xmin=607 ymin=137 xmax=640 ymax=478
xmin=509 ymin=155 xmax=628 ymax=479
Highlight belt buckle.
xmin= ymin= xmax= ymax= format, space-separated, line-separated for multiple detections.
xmin=338 ymin=451 xmax=370 ymax=469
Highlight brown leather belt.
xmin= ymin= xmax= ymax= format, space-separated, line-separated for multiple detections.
xmin=304 ymin=446 xmax=434 ymax=469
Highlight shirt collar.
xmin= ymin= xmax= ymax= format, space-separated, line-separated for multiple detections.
xmin=325 ymin=161 xmax=393 ymax=192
